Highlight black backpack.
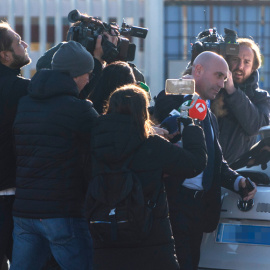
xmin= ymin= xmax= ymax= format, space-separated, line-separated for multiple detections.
xmin=85 ymin=153 xmax=161 ymax=244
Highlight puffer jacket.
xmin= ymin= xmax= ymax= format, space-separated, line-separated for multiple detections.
xmin=87 ymin=113 xmax=207 ymax=249
xmin=13 ymin=69 xmax=99 ymax=218
xmin=211 ymin=70 xmax=270 ymax=164
xmin=0 ymin=63 xmax=30 ymax=191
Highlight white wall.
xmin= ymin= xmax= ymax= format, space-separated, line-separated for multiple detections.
xmin=0 ymin=0 xmax=165 ymax=91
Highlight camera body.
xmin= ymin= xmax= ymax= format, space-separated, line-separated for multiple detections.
xmin=67 ymin=9 xmax=148 ymax=63
xmin=190 ymin=28 xmax=239 ymax=65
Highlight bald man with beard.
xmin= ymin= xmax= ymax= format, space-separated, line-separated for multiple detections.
xmin=162 ymin=52 xmax=257 ymax=270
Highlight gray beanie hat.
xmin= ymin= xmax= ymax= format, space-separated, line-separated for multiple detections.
xmin=51 ymin=40 xmax=94 ymax=77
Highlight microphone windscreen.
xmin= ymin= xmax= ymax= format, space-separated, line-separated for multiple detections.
xmin=68 ymin=10 xmax=81 ymax=23
xmin=189 ymin=99 xmax=207 ymax=120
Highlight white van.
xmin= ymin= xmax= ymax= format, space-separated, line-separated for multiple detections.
xmin=199 ymin=126 xmax=270 ymax=270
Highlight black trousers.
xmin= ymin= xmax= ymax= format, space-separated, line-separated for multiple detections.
xmin=166 ymin=183 xmax=206 ymax=270
xmin=0 ymin=195 xmax=14 ymax=266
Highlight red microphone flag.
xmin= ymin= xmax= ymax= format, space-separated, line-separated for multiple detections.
xmin=189 ymin=99 xmax=207 ymax=120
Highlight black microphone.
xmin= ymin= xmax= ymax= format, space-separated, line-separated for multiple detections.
xmin=129 ymin=27 xmax=148 ymax=39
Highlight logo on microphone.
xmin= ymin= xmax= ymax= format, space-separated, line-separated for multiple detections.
xmin=189 ymin=99 xmax=207 ymax=120
xmin=195 ymin=102 xmax=206 ymax=113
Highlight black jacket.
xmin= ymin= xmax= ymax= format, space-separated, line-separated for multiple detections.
xmin=165 ymin=109 xmax=239 ymax=234
xmin=202 ymin=108 xmax=239 ymax=231
xmin=153 ymin=92 xmax=240 ymax=230
xmin=0 ymin=63 xmax=30 ymax=191
xmin=87 ymin=113 xmax=207 ymax=269
xmin=88 ymin=113 xmax=207 ymax=249
xmin=211 ymin=71 xmax=270 ymax=164
xmin=13 ymin=70 xmax=99 ymax=218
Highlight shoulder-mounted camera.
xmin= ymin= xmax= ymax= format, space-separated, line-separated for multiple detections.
xmin=190 ymin=27 xmax=239 ymax=65
xmin=67 ymin=9 xmax=148 ymax=63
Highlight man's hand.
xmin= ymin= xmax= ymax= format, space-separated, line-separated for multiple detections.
xmin=224 ymin=70 xmax=236 ymax=95
xmin=103 ymin=30 xmax=118 ymax=46
xmin=93 ymin=35 xmax=105 ymax=65
xmin=239 ymin=177 xmax=257 ymax=201
xmin=152 ymin=125 xmax=181 ymax=141
xmin=152 ymin=126 xmax=169 ymax=138
xmin=93 ymin=30 xmax=118 ymax=65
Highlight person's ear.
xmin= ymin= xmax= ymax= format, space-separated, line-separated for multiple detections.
xmin=194 ymin=64 xmax=203 ymax=78
xmin=0 ymin=51 xmax=11 ymax=64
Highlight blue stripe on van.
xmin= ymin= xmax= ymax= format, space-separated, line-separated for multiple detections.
xmin=216 ymin=223 xmax=270 ymax=246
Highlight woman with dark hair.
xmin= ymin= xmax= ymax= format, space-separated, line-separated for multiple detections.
xmin=86 ymin=85 xmax=207 ymax=270
xmin=89 ymin=61 xmax=136 ymax=114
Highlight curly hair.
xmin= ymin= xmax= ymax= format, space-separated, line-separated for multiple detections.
xmin=236 ymin=38 xmax=262 ymax=70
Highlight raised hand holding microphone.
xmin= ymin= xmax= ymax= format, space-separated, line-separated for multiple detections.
xmin=165 ymin=75 xmax=207 ymax=121
xmin=161 ymin=78 xmax=208 ymax=143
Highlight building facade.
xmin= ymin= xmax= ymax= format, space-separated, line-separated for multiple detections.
xmin=165 ymin=0 xmax=270 ymax=92
xmin=0 ymin=0 xmax=164 ymax=97
xmin=1 ymin=0 xmax=269 ymax=98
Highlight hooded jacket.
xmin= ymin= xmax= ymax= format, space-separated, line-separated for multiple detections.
xmin=211 ymin=70 xmax=270 ymax=164
xmin=13 ymin=69 xmax=99 ymax=218
xmin=0 ymin=63 xmax=30 ymax=191
xmin=87 ymin=113 xmax=207 ymax=249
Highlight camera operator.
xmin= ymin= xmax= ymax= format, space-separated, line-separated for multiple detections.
xmin=36 ymin=21 xmax=118 ymax=99
xmin=211 ymin=38 xmax=270 ymax=164
xmin=36 ymin=12 xmax=145 ymax=99
xmin=153 ymin=51 xmax=257 ymax=270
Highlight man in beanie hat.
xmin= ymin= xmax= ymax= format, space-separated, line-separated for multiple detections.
xmin=35 ymin=26 xmax=117 ymax=100
xmin=10 ymin=40 xmax=98 ymax=270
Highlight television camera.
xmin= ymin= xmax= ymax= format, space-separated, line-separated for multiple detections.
xmin=190 ymin=27 xmax=239 ymax=65
xmin=67 ymin=9 xmax=148 ymax=63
